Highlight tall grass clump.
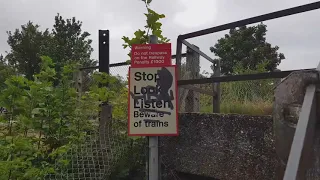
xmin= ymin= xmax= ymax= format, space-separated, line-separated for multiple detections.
xmin=201 ymin=62 xmax=275 ymax=115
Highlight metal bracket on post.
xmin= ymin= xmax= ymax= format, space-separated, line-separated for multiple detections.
xmin=98 ymin=30 xmax=110 ymax=106
xmin=99 ymin=30 xmax=110 ymax=75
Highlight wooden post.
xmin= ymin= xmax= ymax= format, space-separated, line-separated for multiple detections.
xmin=212 ymin=60 xmax=221 ymax=113
xmin=176 ymin=39 xmax=183 ymax=113
xmin=184 ymin=45 xmax=200 ymax=112
xmin=273 ymin=68 xmax=281 ymax=88
xmin=75 ymin=70 xmax=83 ymax=99
xmin=99 ymin=104 xmax=112 ymax=150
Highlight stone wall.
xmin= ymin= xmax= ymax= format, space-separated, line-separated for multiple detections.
xmin=160 ymin=113 xmax=278 ymax=180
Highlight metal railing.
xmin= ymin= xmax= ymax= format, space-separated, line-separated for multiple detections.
xmin=175 ymin=1 xmax=320 ymax=114
xmin=283 ymin=63 xmax=320 ymax=179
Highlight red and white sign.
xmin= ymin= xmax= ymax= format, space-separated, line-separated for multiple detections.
xmin=131 ymin=43 xmax=172 ymax=68
xmin=128 ymin=43 xmax=178 ymax=136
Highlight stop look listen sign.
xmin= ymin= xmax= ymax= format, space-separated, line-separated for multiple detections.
xmin=128 ymin=43 xmax=178 ymax=136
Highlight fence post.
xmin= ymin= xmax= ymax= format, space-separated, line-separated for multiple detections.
xmin=74 ymin=70 xmax=83 ymax=98
xmin=176 ymin=38 xmax=183 ymax=112
xmin=184 ymin=46 xmax=200 ymax=112
xmin=99 ymin=104 xmax=112 ymax=149
xmin=98 ymin=30 xmax=110 ymax=150
xmin=273 ymin=68 xmax=281 ymax=88
xmin=212 ymin=60 xmax=221 ymax=113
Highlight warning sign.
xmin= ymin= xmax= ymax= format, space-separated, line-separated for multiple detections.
xmin=128 ymin=65 xmax=178 ymax=136
xmin=131 ymin=43 xmax=172 ymax=68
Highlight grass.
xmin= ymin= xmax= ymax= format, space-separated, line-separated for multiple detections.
xmin=201 ymin=99 xmax=273 ymax=115
xmin=199 ymin=79 xmax=274 ymax=116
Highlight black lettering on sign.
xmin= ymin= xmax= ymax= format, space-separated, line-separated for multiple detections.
xmin=134 ymin=72 xmax=159 ymax=82
xmin=143 ymin=119 xmax=169 ymax=127
xmin=133 ymin=110 xmax=164 ymax=118
xmin=130 ymin=67 xmax=175 ymax=127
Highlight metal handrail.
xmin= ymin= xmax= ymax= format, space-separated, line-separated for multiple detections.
xmin=283 ymin=63 xmax=320 ymax=179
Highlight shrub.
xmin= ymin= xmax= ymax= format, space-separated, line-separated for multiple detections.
xmin=0 ymin=56 xmax=128 ymax=179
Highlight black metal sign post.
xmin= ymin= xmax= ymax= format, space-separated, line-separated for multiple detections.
xmin=99 ymin=30 xmax=110 ymax=74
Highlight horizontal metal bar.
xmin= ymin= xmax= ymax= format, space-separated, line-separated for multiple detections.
xmin=172 ymin=53 xmax=187 ymax=59
xmin=79 ymin=66 xmax=99 ymax=70
xmin=179 ymin=85 xmax=216 ymax=97
xmin=179 ymin=1 xmax=320 ymax=40
xmin=110 ymin=62 xmax=129 ymax=67
xmin=283 ymin=84 xmax=317 ymax=180
xmin=181 ymin=40 xmax=215 ymax=63
xmin=177 ymin=69 xmax=315 ymax=85
xmin=79 ymin=53 xmax=187 ymax=70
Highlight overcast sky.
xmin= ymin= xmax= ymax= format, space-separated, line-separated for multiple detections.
xmin=1 ymin=0 xmax=320 ymax=77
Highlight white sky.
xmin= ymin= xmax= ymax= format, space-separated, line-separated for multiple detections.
xmin=1 ymin=0 xmax=320 ymax=78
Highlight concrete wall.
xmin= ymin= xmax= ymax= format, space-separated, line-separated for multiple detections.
xmin=160 ymin=113 xmax=278 ymax=180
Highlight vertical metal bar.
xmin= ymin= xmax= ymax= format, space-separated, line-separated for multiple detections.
xmin=283 ymin=85 xmax=317 ymax=180
xmin=148 ymin=35 xmax=159 ymax=180
xmin=176 ymin=36 xmax=183 ymax=80
xmin=99 ymin=30 xmax=110 ymax=74
xmin=212 ymin=60 xmax=221 ymax=113
xmin=176 ymin=37 xmax=183 ymax=112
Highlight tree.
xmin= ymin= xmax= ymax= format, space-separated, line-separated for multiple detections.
xmin=209 ymin=23 xmax=285 ymax=75
xmin=50 ymin=13 xmax=96 ymax=71
xmin=5 ymin=21 xmax=52 ymax=80
xmin=4 ymin=14 xmax=96 ymax=80
xmin=0 ymin=55 xmax=15 ymax=90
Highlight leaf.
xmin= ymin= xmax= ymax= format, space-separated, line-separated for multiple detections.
xmin=134 ymin=29 xmax=146 ymax=39
xmin=159 ymin=14 xmax=165 ymax=18
xmin=153 ymin=22 xmax=162 ymax=30
xmin=152 ymin=29 xmax=162 ymax=38
xmin=129 ymin=136 xmax=143 ymax=141
xmin=122 ymin=36 xmax=130 ymax=43
xmin=32 ymin=108 xmax=46 ymax=116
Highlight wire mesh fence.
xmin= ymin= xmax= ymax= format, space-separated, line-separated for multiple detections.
xmin=43 ymin=52 xmax=278 ymax=180
xmin=44 ymin=66 xmax=147 ymax=180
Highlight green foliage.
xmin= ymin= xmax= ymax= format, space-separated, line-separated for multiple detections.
xmin=210 ymin=23 xmax=285 ymax=75
xmin=51 ymin=13 xmax=96 ymax=71
xmin=122 ymin=0 xmax=170 ymax=61
xmin=4 ymin=14 xmax=96 ymax=81
xmin=5 ymin=21 xmax=52 ymax=80
xmin=0 ymin=56 xmax=113 ymax=179
xmin=0 ymin=55 xmax=15 ymax=91
xmin=107 ymin=138 xmax=146 ymax=180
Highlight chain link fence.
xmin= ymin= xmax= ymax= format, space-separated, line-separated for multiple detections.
xmin=45 ymin=66 xmax=147 ymax=180
xmin=43 ymin=51 xmax=277 ymax=179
